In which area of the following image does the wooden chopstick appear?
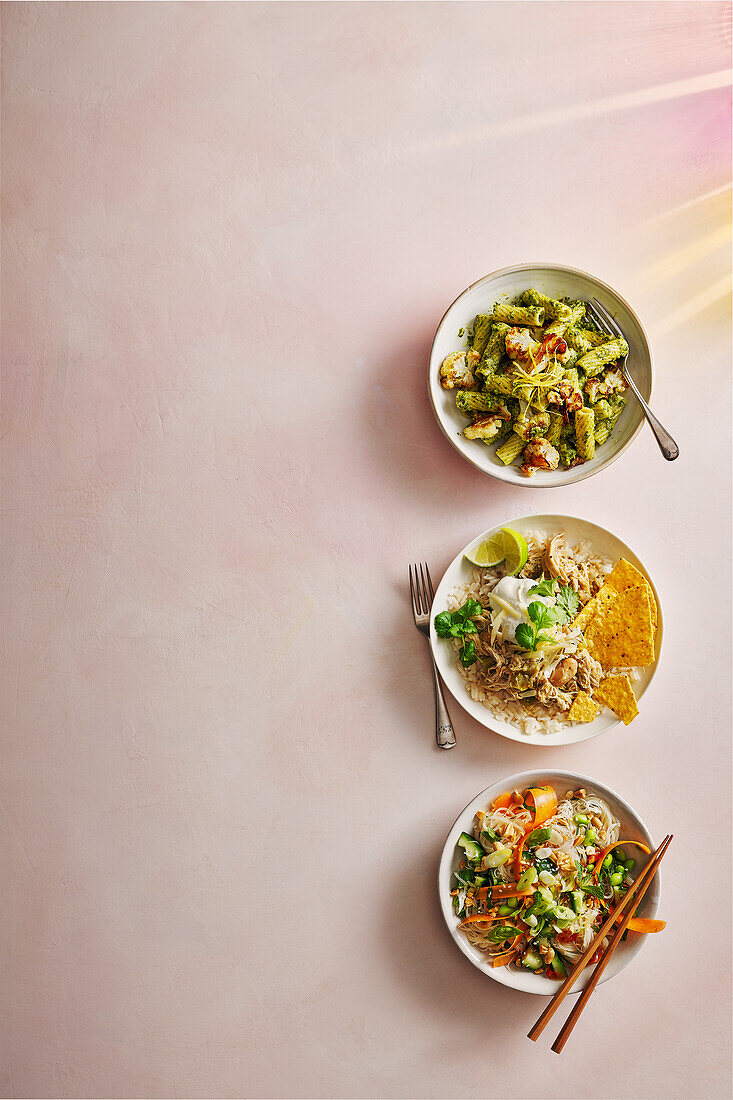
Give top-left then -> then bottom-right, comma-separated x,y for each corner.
551,834 -> 672,1052
528,833 -> 672,1045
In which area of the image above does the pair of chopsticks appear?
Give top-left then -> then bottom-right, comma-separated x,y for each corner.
528,834 -> 672,1054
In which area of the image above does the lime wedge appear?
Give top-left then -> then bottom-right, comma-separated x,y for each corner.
501,527 -> 529,576
464,533 -> 506,567
464,527 -> 528,575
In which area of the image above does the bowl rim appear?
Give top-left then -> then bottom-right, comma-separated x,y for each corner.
427,262 -> 655,487
437,769 -> 661,996
429,512 -> 664,746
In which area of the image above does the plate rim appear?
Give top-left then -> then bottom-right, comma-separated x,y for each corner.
429,513 -> 664,746
437,769 -> 661,996
427,262 -> 655,487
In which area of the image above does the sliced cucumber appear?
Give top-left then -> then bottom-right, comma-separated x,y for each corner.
522,948 -> 543,971
551,953 -> 567,977
457,832 -> 484,862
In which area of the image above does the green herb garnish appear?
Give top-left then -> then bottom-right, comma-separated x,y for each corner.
528,574 -> 557,599
434,598 -> 484,667
514,601 -> 556,651
525,826 -> 552,849
554,584 -> 580,624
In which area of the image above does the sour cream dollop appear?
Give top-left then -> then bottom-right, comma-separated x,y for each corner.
487,577 -> 554,644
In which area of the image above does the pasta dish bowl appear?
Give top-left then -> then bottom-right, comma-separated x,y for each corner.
428,264 -> 653,486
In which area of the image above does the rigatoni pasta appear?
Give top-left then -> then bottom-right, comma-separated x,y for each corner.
439,289 -> 630,475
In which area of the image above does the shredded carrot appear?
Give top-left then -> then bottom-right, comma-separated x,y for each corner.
491,792 -> 513,810
626,917 -> 666,934
489,935 -> 523,967
593,838 -> 652,877
512,785 -> 558,877
525,785 -> 557,827
513,831 -> 528,879
458,912 -> 504,928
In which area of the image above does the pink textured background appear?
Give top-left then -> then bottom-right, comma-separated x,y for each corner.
2,3 -> 731,1098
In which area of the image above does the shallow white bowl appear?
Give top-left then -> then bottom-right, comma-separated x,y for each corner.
430,514 -> 662,746
428,264 -> 653,487
438,770 -> 661,995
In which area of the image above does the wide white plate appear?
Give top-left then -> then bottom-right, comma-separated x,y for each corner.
428,263 -> 653,487
430,514 -> 662,746
438,770 -> 661,995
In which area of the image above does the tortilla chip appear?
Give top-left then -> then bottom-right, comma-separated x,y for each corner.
605,558 -> 658,632
574,585 -> 618,632
573,596 -> 598,632
595,675 -> 639,725
584,586 -> 655,669
568,691 -> 600,723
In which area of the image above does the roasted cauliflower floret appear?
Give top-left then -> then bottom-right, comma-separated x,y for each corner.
535,333 -> 568,366
463,415 -> 504,442
440,348 -> 480,390
505,328 -> 539,363
585,368 -> 628,403
521,438 -> 560,474
548,379 -> 583,413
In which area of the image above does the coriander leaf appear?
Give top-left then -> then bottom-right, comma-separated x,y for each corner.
434,612 -> 453,637
460,598 -> 482,619
460,620 -> 478,634
526,601 -> 544,624
529,575 -> 556,599
555,584 -> 580,623
459,640 -> 477,667
528,602 -> 554,631
515,622 -> 536,650
535,632 -> 553,647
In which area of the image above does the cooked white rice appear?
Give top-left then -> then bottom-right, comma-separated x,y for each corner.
447,529 -> 633,736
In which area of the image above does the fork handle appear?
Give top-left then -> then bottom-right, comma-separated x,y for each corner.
430,656 -> 456,749
623,368 -> 679,461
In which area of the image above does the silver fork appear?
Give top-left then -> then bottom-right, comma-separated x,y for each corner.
409,563 -> 456,750
585,297 -> 679,461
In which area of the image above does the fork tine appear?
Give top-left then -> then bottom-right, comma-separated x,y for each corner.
419,562 -> 432,615
583,298 -> 609,334
425,563 -> 435,602
590,297 -> 621,338
409,564 -> 419,617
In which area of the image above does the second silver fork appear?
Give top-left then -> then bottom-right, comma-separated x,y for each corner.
409,562 -> 456,749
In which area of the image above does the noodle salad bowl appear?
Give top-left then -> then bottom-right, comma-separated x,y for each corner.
427,263 -> 653,487
438,771 -> 661,995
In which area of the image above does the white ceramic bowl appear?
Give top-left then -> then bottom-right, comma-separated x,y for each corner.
438,770 -> 661,995
430,514 -> 662,746
428,264 -> 653,486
